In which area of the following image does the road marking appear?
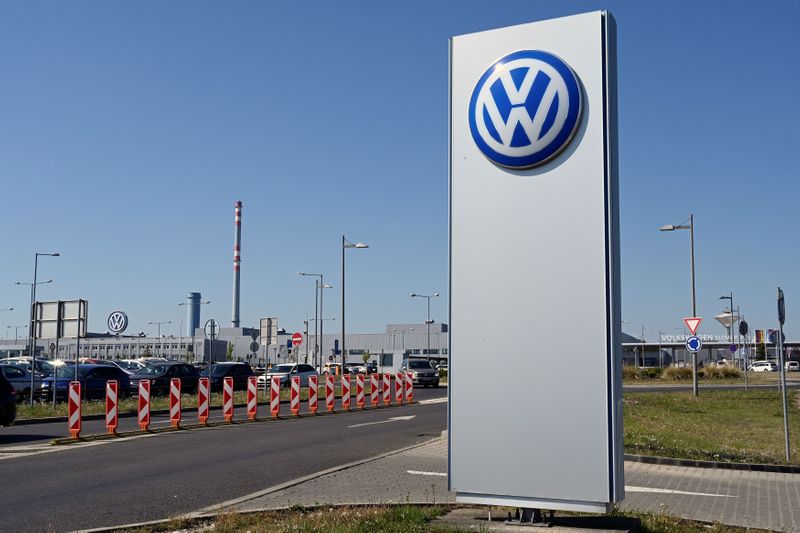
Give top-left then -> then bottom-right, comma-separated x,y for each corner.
347,415 -> 416,428
407,470 -> 447,477
418,397 -> 447,405
626,485 -> 736,498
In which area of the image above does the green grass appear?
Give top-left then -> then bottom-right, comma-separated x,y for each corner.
623,389 -> 800,464
122,505 -> 771,533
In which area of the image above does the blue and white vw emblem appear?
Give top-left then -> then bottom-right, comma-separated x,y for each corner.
469,50 -> 582,169
107,310 -> 128,334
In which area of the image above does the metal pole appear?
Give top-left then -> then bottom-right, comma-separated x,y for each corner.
319,275 -> 324,372
690,214 -> 698,397
27,255 -> 39,405
341,235 -> 346,372
314,282 -> 319,369
427,296 -> 431,362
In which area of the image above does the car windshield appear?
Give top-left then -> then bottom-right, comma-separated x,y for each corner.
138,364 -> 169,376
270,364 -> 295,373
54,366 -> 92,379
116,361 -> 145,371
408,361 -> 433,369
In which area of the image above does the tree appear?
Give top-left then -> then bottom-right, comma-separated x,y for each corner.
226,342 -> 234,362
362,350 -> 370,365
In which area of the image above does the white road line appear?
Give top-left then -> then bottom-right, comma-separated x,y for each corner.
417,397 -> 447,405
347,415 -> 416,429
626,485 -> 736,498
407,470 -> 447,477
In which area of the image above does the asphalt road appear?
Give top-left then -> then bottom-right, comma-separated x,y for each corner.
0,388 -> 447,532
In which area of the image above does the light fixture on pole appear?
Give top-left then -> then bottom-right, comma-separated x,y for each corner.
299,272 -> 332,372
17,251 -> 59,405
6,324 -> 27,343
147,321 -> 172,356
410,292 -> 440,361
341,236 -> 368,373
660,214 -> 698,396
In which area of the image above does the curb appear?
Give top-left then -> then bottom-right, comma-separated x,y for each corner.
624,454 -> 800,474
73,435 -> 444,533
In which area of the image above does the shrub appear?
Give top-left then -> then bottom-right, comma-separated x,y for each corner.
661,366 -> 693,380
639,367 -> 663,379
700,365 -> 742,379
622,366 -> 638,380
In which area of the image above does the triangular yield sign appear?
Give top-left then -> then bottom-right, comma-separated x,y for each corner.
683,317 -> 702,336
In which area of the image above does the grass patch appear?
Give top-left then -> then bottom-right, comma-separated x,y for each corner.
122,505 -> 771,533
623,389 -> 800,464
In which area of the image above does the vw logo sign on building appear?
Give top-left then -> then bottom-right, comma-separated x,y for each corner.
469,50 -> 582,169
107,311 -> 128,334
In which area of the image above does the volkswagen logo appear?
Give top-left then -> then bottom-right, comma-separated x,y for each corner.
107,311 -> 128,334
469,50 -> 582,169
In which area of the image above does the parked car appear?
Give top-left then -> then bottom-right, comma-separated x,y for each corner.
259,363 -> 318,388
321,362 -> 359,375
748,361 -> 778,372
0,364 -> 42,401
39,364 -> 132,402
399,359 -> 440,387
785,361 -> 800,372
201,362 -> 255,392
130,362 -> 201,396
0,357 -> 60,376
0,374 -> 17,426
111,359 -> 147,374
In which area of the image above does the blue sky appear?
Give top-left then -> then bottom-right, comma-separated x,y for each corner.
1,0 -> 798,342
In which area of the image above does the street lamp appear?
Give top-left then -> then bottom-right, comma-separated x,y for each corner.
660,214 -> 698,396
147,321 -> 172,356
17,251 -> 59,405
178,299 -> 210,362
341,236 -> 368,373
300,272 -> 333,372
6,325 -> 27,343
410,292 -> 440,362
719,293 -> 735,363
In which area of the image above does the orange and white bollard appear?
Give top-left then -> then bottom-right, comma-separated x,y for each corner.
138,379 -> 151,431
169,378 -> 181,428
341,374 -> 351,411
223,376 -> 234,423
383,373 -> 392,406
198,377 -> 210,425
356,373 -> 365,409
308,375 -> 318,415
395,372 -> 404,405
325,374 -> 335,412
247,376 -> 258,420
68,381 -> 81,439
405,372 -> 414,403
105,380 -> 118,434
370,373 -> 379,408
270,376 -> 281,417
290,376 -> 301,416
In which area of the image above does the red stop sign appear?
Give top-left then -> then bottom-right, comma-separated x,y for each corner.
291,332 -> 303,346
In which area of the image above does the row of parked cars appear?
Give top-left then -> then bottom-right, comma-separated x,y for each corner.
747,360 -> 800,372
0,357 -> 443,408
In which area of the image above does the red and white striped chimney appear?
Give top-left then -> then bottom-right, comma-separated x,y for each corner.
231,201 -> 242,328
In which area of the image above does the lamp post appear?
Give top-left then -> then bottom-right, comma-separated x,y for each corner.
299,272 -> 334,372
309,317 -> 335,367
719,294 -> 734,363
660,214 -> 698,396
639,324 -> 649,368
7,325 -> 27,343
341,236 -> 368,374
147,321 -> 172,357
178,299 -> 210,363
18,251 -> 59,405
410,292 -> 440,361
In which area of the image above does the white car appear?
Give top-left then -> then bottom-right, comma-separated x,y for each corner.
785,361 -> 800,372
257,363 -> 318,388
748,361 -> 778,372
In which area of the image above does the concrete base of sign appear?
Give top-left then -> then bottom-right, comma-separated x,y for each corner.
456,493 -> 611,514
434,508 -> 636,532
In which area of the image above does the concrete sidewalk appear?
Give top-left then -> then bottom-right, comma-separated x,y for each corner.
225,435 -> 800,532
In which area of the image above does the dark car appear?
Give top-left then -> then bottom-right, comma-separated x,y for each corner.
0,364 -> 42,402
201,362 -> 255,392
39,364 -> 132,402
0,374 -> 17,426
129,362 -> 201,396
